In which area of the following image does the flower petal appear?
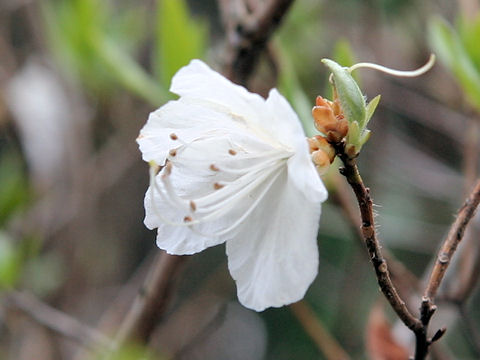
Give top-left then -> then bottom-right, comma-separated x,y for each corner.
170,60 -> 269,127
226,169 -> 321,311
265,89 -> 328,203
144,137 -> 289,255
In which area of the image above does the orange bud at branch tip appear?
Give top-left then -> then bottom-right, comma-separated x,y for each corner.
312,94 -> 348,142
311,149 -> 331,175
308,136 -> 335,163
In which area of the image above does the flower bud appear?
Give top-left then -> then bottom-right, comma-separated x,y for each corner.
312,96 -> 349,143
308,135 -> 335,163
311,150 -> 331,175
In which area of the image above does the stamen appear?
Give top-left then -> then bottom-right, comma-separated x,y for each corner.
169,149 -> 177,157
184,216 -> 192,222
190,200 -> 197,212
214,182 -> 224,190
149,161 -> 284,231
348,54 -> 435,78
210,164 -> 220,171
170,133 -> 178,140
228,149 -> 237,156
187,165 -> 284,238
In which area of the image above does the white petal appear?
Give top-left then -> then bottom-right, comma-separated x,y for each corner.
144,140 -> 288,255
226,169 -> 321,311
265,89 -> 328,203
170,60 -> 268,125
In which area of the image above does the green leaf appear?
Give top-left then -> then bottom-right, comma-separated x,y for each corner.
332,39 -> 360,82
90,35 -> 168,105
155,0 -> 207,88
429,17 -> 480,111
321,59 -> 366,127
0,233 -> 22,289
364,95 -> 381,126
458,14 -> 480,71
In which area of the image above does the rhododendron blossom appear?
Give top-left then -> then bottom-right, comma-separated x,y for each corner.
137,60 -> 327,311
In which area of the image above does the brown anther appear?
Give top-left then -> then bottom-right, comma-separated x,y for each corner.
183,216 -> 193,222
170,133 -> 178,140
228,149 -> 237,156
213,182 -> 224,190
210,164 -> 220,171
169,149 -> 177,157
190,200 -> 197,212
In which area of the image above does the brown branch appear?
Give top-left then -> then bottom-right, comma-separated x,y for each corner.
219,0 -> 295,86
290,300 -> 351,360
412,178 -> 480,359
331,173 -> 421,299
111,251 -> 186,349
334,142 -> 422,336
4,291 -> 111,351
423,178 -> 480,303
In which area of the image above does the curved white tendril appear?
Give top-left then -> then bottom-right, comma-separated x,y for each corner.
348,54 -> 435,77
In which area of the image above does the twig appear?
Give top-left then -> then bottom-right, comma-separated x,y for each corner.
111,251 -> 186,349
290,300 -> 351,360
423,178 -> 480,301
334,142 -> 422,334
219,0 -> 295,86
4,291 -> 111,351
416,178 -> 480,359
331,174 -> 421,298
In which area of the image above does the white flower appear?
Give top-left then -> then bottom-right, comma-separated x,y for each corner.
137,60 -> 327,311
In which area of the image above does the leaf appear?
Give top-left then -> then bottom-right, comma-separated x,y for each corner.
321,59 -> 366,127
365,95 -> 381,127
155,0 -> 207,88
332,39 -> 359,83
458,13 -> 480,71
429,17 -> 480,111
0,233 -> 22,289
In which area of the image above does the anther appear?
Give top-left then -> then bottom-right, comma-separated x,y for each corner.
210,164 -> 220,171
190,200 -> 197,212
170,133 -> 178,140
169,149 -> 177,157
214,182 -> 224,190
228,149 -> 237,156
184,216 -> 192,222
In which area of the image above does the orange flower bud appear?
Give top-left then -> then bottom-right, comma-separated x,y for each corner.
311,149 -> 331,175
312,106 -> 337,134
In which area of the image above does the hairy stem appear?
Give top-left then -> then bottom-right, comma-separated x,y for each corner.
334,143 -> 422,336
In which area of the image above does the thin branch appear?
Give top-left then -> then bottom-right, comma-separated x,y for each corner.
111,251 -> 186,349
331,174 -> 421,298
290,300 -> 351,360
423,178 -> 480,302
4,291 -> 111,351
414,178 -> 480,359
219,0 -> 295,86
334,142 -> 422,335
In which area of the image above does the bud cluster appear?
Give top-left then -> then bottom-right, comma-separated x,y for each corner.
312,95 -> 349,143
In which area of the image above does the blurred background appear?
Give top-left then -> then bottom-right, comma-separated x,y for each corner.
1,0 -> 480,359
